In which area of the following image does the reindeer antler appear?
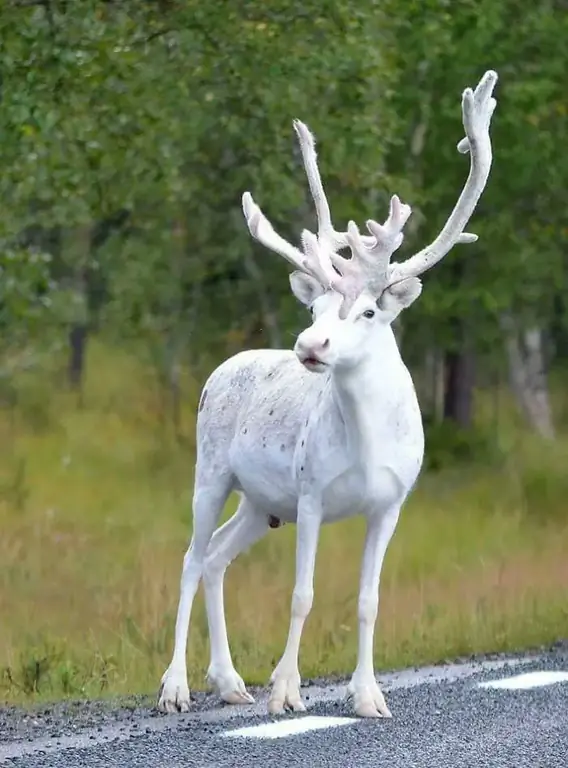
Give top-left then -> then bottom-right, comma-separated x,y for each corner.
242,123 -> 348,297
292,120 -> 348,255
241,70 -> 498,310
293,121 -> 414,308
388,70 -> 498,286
241,191 -> 339,290
333,195 -> 413,296
242,121 -> 412,312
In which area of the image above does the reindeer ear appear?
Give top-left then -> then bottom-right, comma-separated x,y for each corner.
289,271 -> 325,307
378,277 -> 423,314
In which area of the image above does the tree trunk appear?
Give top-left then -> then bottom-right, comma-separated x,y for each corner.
242,247 -> 283,348
61,225 -> 92,394
501,314 -> 554,439
68,324 -> 88,389
424,347 -> 445,422
443,346 -> 475,427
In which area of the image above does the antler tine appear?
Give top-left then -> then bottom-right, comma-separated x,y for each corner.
300,229 -> 339,288
241,192 -> 338,289
242,120 -> 416,305
337,194 -> 413,295
241,121 -> 347,296
389,70 -> 498,286
242,192 -> 307,271
293,120 -> 348,253
293,121 -> 413,299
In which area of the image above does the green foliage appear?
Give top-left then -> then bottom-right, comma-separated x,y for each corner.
387,0 -> 568,358
1,0 -> 566,380
0,0 -> 405,377
0,248 -> 53,334
423,417 -> 504,472
0,246 -> 68,377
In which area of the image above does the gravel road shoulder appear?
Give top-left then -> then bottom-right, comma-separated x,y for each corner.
1,641 -> 566,746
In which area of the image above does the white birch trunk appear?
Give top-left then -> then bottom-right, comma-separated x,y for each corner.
501,313 -> 554,439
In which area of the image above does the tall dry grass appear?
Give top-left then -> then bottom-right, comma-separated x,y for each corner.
0,340 -> 566,703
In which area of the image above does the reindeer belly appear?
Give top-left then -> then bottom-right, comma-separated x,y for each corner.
321,470 -> 368,522
229,433 -> 299,519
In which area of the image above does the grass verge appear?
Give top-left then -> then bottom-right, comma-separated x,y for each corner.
1,340 -> 567,704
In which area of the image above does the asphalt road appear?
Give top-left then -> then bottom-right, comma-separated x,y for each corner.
1,646 -> 567,767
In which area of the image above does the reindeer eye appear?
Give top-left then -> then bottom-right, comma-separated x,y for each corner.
309,305 -> 315,315
362,309 -> 375,319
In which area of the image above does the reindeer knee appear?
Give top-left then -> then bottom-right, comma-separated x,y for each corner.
180,549 -> 202,586
358,592 -> 378,626
291,588 -> 313,619
202,557 -> 225,588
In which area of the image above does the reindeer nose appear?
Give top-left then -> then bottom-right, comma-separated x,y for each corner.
296,336 -> 330,362
297,338 -> 329,355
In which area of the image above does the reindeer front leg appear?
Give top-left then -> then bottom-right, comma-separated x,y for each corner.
268,496 -> 322,714
347,505 -> 400,718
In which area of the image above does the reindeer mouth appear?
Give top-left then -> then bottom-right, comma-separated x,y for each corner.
300,355 -> 327,371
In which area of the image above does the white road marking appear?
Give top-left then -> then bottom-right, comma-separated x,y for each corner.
479,670 -> 568,690
222,715 -> 358,740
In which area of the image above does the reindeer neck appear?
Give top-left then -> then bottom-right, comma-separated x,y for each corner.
329,327 -> 414,461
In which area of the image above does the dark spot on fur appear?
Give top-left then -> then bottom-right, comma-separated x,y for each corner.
301,440 -> 304,446
269,409 -> 274,416
300,465 -> 304,472
305,419 -> 309,426
280,443 -> 285,452
198,388 -> 208,412
243,428 -> 247,434
268,515 -> 283,529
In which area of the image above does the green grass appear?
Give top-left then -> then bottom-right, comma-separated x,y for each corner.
0,340 -> 567,704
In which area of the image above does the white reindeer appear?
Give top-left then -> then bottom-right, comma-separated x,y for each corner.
158,70 -> 498,719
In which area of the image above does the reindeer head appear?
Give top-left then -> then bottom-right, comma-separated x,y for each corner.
242,71 -> 498,373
